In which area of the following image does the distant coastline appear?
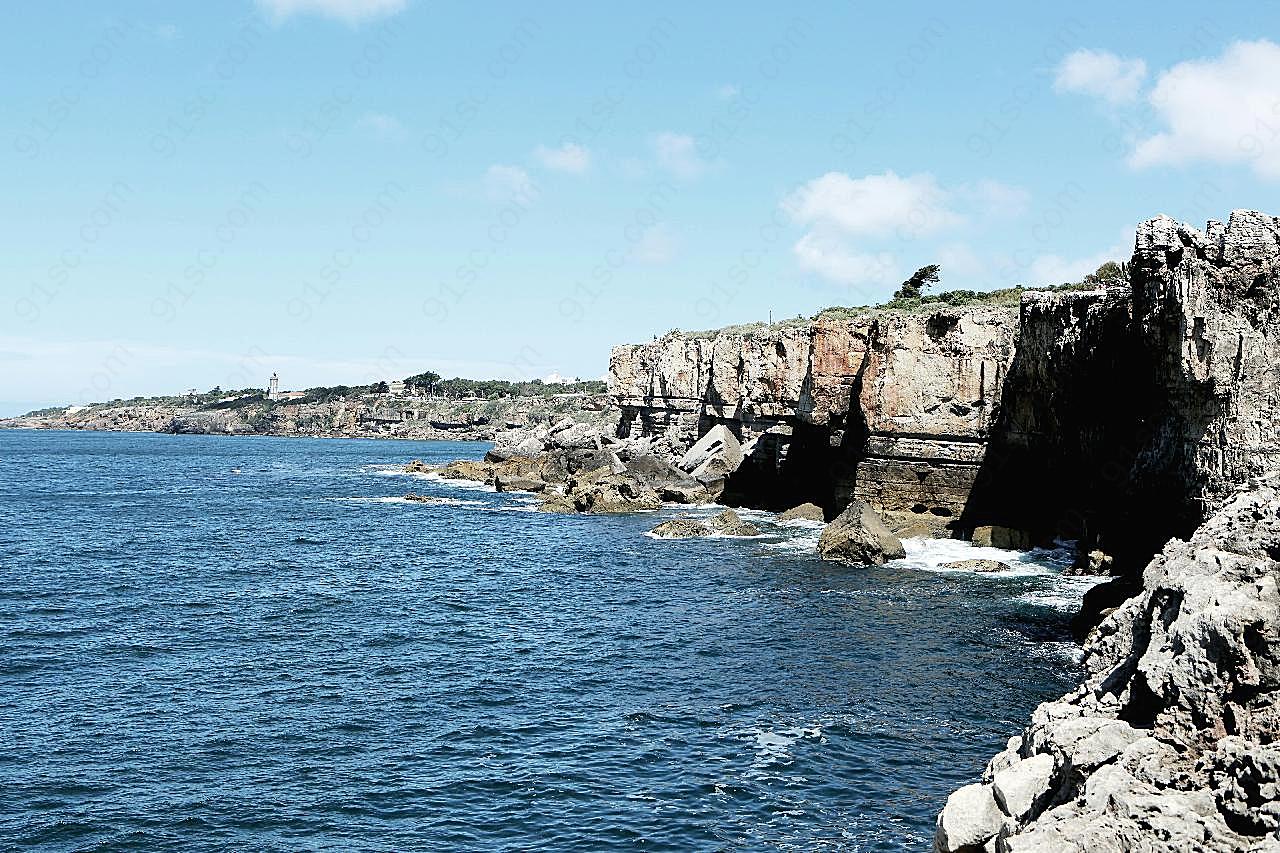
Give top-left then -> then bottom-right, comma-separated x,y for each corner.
2,383 -> 613,443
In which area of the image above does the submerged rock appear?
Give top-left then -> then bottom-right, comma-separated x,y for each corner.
404,459 -> 432,474
777,502 -> 825,523
436,459 -> 492,482
941,559 -> 1013,573
707,509 -> 761,537
817,501 -> 905,565
648,518 -> 712,538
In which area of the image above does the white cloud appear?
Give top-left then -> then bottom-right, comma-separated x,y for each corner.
155,23 -> 180,40
1022,231 -> 1133,287
356,112 -> 404,139
792,232 -> 898,286
483,165 -> 537,203
1130,39 -> 1280,180
653,132 -> 710,179
715,84 -> 739,100
966,180 -> 1031,218
533,142 -> 591,174
782,171 -> 961,238
629,224 -> 678,265
936,243 -> 988,278
1053,49 -> 1147,105
257,0 -> 407,24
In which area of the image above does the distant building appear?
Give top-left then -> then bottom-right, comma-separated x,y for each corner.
276,390 -> 306,401
267,373 -> 280,401
387,380 -> 405,396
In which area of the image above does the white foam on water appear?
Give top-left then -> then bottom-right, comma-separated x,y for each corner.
330,496 -> 485,507
748,723 -> 825,768
891,537 -> 1069,577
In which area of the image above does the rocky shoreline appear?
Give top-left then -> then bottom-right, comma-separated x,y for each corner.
413,209 -> 1280,847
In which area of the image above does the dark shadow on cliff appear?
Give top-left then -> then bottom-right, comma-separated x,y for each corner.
959,291 -> 1219,636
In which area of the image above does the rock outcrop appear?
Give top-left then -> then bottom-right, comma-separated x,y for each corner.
648,509 -> 761,539
934,475 -> 1280,851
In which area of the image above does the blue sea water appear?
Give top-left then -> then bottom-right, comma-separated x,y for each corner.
0,430 -> 1093,852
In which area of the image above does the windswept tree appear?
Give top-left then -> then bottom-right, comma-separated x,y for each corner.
894,264 -> 941,300
1083,261 -> 1128,288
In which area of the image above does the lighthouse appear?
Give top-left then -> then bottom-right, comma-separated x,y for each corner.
268,372 -> 279,401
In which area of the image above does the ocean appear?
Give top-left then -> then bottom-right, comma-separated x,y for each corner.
0,430 -> 1096,851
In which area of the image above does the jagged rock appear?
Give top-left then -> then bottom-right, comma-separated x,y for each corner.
403,493 -> 433,503
679,425 -> 744,475
941,559 -> 1013,573
648,518 -> 712,538
404,459 -> 431,474
707,509 -> 761,537
817,500 -> 905,565
1066,548 -> 1114,576
934,475 -> 1280,851
777,502 -> 825,523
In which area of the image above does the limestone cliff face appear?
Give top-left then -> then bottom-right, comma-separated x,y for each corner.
610,210 -> 1280,553
610,306 -> 1019,516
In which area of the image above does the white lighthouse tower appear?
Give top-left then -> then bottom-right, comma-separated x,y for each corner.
268,372 -> 280,401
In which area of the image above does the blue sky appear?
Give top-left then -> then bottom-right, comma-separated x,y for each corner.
2,0 -> 1278,415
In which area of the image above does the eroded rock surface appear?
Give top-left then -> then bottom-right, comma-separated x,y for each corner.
934,476 -> 1280,851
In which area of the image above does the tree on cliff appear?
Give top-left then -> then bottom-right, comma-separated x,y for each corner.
894,265 -> 940,300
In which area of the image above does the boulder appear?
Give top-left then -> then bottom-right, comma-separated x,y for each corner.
707,509 -> 761,537
563,447 -> 626,475
404,459 -> 431,474
970,525 -> 1036,550
991,754 -> 1056,823
941,559 -> 1013,573
679,425 -> 744,476
566,468 -> 662,514
935,783 -> 1006,853
648,518 -> 712,538
817,500 -> 906,565
494,474 -> 546,493
536,494 -> 577,514
626,453 -> 709,504
1066,548 -> 1114,576
547,421 -> 602,452
436,459 -> 493,482
777,502 -> 825,523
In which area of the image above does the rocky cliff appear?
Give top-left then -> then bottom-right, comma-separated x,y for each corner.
610,305 -> 1020,521
610,211 -> 1280,560
934,474 -> 1280,852
610,209 -> 1280,849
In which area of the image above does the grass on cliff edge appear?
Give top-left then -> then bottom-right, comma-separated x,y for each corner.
673,281 -> 1103,338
